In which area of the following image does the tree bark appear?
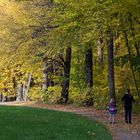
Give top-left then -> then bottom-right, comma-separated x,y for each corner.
16,83 -> 23,101
0,93 -> 3,102
60,47 -> 71,104
86,48 -> 93,87
106,30 -> 116,100
85,47 -> 93,106
130,24 -> 140,80
42,57 -> 49,89
97,39 -> 104,64
24,73 -> 32,101
48,62 -> 55,87
124,31 -> 140,98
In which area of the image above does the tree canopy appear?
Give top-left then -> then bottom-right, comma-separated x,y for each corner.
0,0 -> 140,110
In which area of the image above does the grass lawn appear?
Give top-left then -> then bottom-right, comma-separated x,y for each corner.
0,106 -> 112,140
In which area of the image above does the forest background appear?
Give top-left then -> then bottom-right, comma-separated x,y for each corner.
0,0 -> 140,113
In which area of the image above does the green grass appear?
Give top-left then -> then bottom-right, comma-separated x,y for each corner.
0,106 -> 112,140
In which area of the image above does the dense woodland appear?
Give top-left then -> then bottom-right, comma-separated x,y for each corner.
0,0 -> 140,112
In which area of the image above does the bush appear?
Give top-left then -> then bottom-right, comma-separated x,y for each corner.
28,86 -> 61,104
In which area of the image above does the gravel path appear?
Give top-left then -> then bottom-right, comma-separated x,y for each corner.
0,101 -> 140,140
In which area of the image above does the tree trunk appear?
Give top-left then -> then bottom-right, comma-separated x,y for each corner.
85,48 -> 93,106
0,93 -> 3,102
60,47 -> 71,104
97,39 -> 104,64
86,48 -> 93,87
12,77 -> 17,88
106,30 -> 116,100
48,62 -> 55,87
24,73 -> 32,101
130,25 -> 140,80
124,31 -> 140,98
42,57 -> 49,89
16,83 -> 23,101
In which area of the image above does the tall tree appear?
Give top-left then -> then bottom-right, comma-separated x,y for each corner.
42,57 -> 49,89
86,48 -> 93,87
107,29 -> 116,100
123,31 -> 140,98
85,47 -> 93,106
97,39 -> 104,65
60,47 -> 71,104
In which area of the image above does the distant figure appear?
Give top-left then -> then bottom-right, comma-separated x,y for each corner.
106,98 -> 117,124
121,88 -> 134,124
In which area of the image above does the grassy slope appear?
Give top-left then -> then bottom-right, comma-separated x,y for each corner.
0,106 -> 112,140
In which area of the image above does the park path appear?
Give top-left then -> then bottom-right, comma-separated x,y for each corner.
0,101 -> 140,140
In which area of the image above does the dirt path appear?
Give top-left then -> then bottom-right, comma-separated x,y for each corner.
0,101 -> 140,140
